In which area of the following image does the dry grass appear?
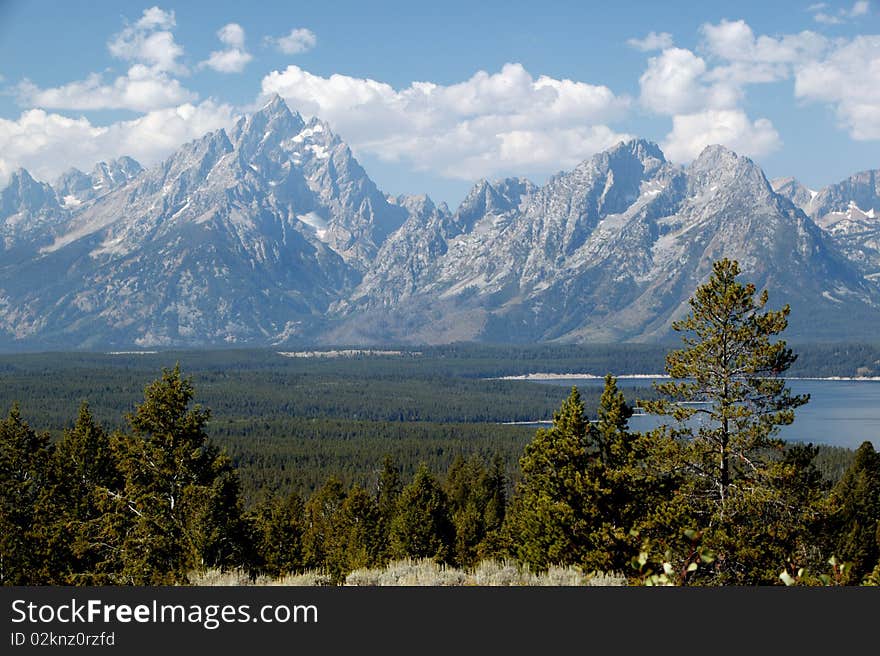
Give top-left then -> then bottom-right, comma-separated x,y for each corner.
188,559 -> 628,587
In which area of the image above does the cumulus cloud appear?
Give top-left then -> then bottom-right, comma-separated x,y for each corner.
266,28 -> 317,55
691,18 -> 880,144
698,20 -> 829,92
17,66 -> 197,112
626,32 -> 674,52
107,6 -> 187,75
795,35 -> 880,139
849,1 -> 870,16
200,23 -> 253,73
814,11 -> 846,23
810,1 -> 871,24
700,20 -> 827,66
662,109 -> 781,161
261,63 -> 631,180
18,6 -> 198,112
637,23 -> 799,162
0,101 -> 237,186
639,48 -> 714,114
218,23 -> 245,49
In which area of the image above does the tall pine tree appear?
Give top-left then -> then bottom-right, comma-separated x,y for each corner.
504,387 -> 594,570
112,365 -> 247,583
826,441 -> 880,583
390,463 -> 454,563
37,402 -> 123,584
641,259 -> 813,584
0,405 -> 51,585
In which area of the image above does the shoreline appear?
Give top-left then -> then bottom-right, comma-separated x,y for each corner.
492,373 -> 880,382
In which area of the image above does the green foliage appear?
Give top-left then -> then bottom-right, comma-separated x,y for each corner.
629,528 -> 716,586
825,441 -> 880,583
36,403 -> 123,584
111,364 -> 247,583
376,454 -> 402,563
328,485 -> 382,580
640,259 -> 818,584
504,387 -> 594,570
302,476 -> 346,574
390,463 -> 454,563
247,491 -> 305,578
779,555 -> 856,586
0,404 -> 51,585
643,259 -> 809,508
444,454 -> 508,567
0,316 -> 877,586
580,375 -> 666,573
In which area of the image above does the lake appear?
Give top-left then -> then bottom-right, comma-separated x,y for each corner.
528,377 -> 880,450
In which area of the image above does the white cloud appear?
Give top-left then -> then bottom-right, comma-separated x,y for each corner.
136,6 -> 175,30
201,50 -> 253,73
17,66 -> 197,112
795,35 -> 880,139
200,23 -> 253,73
267,28 -> 317,55
814,11 -> 845,24
661,109 -> 781,162
638,48 -> 717,114
16,6 -> 198,113
849,1 -> 870,17
687,19 -> 880,145
700,20 -> 827,66
0,101 -> 236,186
108,6 -> 187,75
698,21 -> 828,90
218,23 -> 245,49
810,0 -> 871,23
637,25 -> 789,162
626,32 -> 674,52
261,63 -> 631,180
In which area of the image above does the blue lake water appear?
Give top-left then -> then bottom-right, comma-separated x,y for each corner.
529,377 -> 880,451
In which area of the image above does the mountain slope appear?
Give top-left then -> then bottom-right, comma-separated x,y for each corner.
328,142 -> 878,344
0,97 -> 407,347
774,170 -> 880,280
0,98 -> 877,349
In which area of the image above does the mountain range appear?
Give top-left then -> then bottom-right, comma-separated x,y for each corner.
1,95 -> 878,350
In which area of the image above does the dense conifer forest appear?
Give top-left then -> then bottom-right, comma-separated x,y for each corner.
1,261 -> 879,585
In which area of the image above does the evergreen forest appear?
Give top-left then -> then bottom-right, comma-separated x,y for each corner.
1,260 -> 879,586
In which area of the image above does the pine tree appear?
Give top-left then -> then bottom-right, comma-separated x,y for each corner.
445,455 -> 486,567
581,375 -> 655,573
642,259 -> 809,514
504,387 -> 594,570
375,454 -> 402,563
389,463 -> 454,563
444,454 -> 509,567
327,484 -> 381,582
640,259 -> 812,583
594,374 -> 635,469
0,405 -> 52,585
113,364 -> 247,583
302,476 -> 346,572
476,454 -> 508,561
827,441 -> 880,583
37,402 -> 123,584
249,491 -> 306,578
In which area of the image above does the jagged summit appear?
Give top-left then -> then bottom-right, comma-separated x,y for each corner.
604,138 -> 666,165
0,103 -> 878,348
1,168 -> 58,213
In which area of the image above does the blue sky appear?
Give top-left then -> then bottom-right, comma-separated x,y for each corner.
1,0 -> 878,206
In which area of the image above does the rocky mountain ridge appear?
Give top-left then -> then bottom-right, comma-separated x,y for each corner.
1,96 -> 878,349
